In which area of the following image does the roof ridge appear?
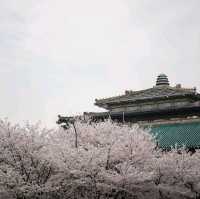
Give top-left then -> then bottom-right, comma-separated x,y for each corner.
95,86 -> 198,104
95,87 -> 155,102
95,93 -> 126,102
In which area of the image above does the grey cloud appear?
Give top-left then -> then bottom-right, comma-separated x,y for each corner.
0,0 -> 200,127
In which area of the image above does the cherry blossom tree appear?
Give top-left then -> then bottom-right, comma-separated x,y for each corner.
0,119 -> 54,198
0,118 -> 200,198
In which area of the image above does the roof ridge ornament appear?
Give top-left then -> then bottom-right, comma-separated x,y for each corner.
156,73 -> 170,86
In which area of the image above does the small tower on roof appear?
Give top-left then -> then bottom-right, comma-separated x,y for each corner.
156,73 -> 170,86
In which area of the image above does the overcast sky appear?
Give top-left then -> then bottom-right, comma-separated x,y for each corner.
0,0 -> 200,127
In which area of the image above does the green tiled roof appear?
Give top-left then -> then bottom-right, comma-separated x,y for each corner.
149,122 -> 200,149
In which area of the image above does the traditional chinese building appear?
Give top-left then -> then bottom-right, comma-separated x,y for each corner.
58,74 -> 200,149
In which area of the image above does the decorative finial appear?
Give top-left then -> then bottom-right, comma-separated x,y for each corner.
156,74 -> 170,86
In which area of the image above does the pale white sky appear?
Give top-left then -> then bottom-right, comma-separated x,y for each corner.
0,0 -> 200,127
